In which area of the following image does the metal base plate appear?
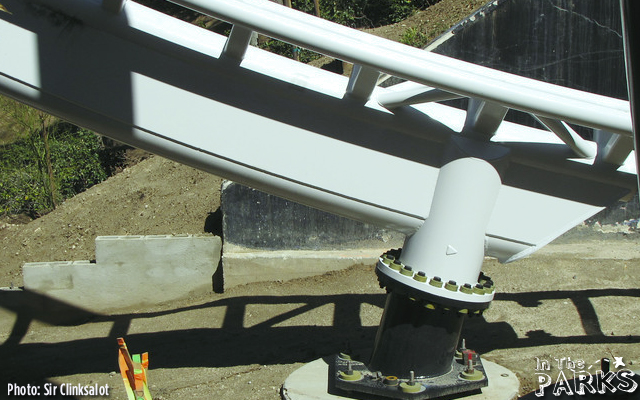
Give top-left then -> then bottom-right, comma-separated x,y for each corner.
282,357 -> 519,400
334,354 -> 487,400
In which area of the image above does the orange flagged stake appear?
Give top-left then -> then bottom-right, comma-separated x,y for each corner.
117,338 -> 152,400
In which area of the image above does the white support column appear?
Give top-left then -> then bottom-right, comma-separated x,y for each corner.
222,25 -> 254,63
462,98 -> 509,139
344,64 -> 380,102
535,115 -> 596,159
595,129 -> 635,166
399,157 -> 501,287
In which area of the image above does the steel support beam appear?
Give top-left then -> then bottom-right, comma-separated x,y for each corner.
377,83 -> 462,109
336,156 -> 502,399
345,64 -> 380,103
595,129 -> 634,167
222,25 -> 254,63
399,157 -> 501,286
461,98 -> 508,140
535,116 -> 596,159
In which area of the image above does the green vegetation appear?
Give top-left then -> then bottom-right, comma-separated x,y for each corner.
292,0 -> 438,28
0,97 -> 121,218
258,0 -> 440,61
400,26 -> 430,48
259,39 -> 322,64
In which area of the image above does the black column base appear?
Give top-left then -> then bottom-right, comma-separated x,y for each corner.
368,292 -> 466,379
334,352 -> 488,400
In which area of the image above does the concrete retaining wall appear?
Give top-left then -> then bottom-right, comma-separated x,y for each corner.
221,182 -> 405,289
222,247 -> 389,288
23,234 -> 221,313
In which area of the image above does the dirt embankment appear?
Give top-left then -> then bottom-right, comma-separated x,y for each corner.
0,156 -> 223,287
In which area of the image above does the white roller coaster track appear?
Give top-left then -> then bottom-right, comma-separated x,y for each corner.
0,0 -> 636,263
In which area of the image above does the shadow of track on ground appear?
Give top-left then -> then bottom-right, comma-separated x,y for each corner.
1,288 -> 639,382
463,288 -> 640,355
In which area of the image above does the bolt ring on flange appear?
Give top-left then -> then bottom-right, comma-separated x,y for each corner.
376,249 -> 495,313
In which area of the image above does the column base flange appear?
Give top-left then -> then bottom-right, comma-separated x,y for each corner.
282,357 -> 519,400
334,353 -> 487,400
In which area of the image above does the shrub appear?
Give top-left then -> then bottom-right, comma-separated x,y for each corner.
401,26 -> 429,48
0,122 -> 112,218
49,124 -> 108,199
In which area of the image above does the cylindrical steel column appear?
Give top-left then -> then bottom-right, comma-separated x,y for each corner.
369,157 -> 501,380
368,292 -> 465,379
399,157 -> 502,286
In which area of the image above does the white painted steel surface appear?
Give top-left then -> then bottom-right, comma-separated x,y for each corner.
171,0 -> 632,136
0,0 -> 636,264
400,158 -> 502,285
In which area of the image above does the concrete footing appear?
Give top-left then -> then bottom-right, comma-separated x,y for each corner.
22,234 -> 221,313
281,358 -> 519,400
222,247 -> 391,288
221,182 -> 405,289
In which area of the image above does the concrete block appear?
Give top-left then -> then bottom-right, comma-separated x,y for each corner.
23,261 -> 76,291
95,234 -> 212,265
222,182 -> 404,250
221,182 -> 404,289
23,234 -> 221,313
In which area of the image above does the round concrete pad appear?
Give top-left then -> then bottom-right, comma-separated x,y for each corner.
282,358 -> 519,400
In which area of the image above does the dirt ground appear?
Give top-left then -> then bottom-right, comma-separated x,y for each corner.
1,156 -> 640,400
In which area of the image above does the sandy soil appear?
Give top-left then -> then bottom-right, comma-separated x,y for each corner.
1,236 -> 640,400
